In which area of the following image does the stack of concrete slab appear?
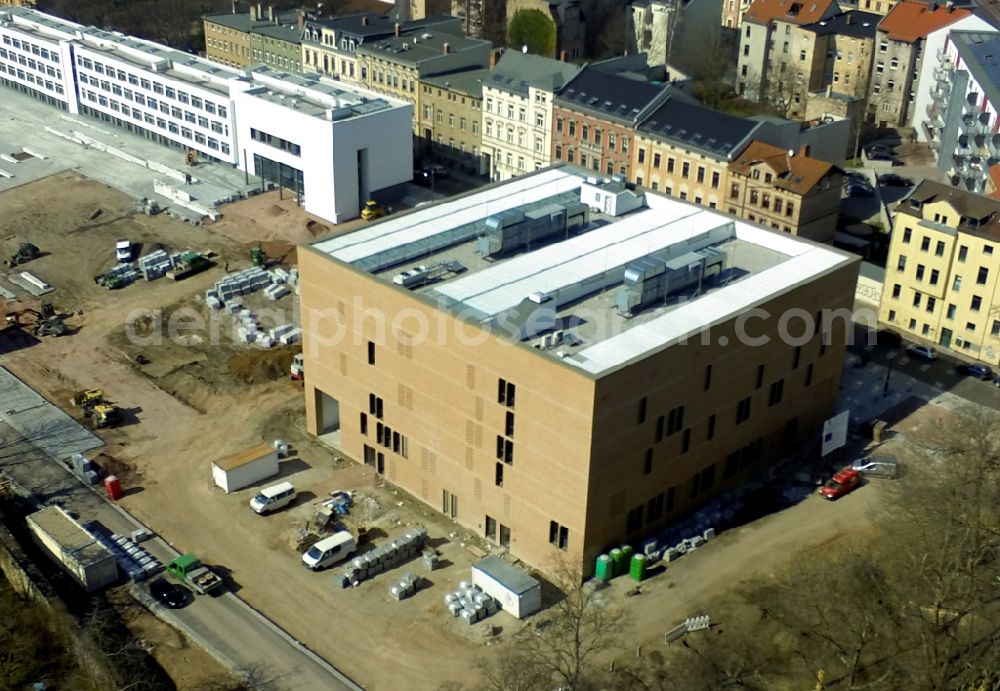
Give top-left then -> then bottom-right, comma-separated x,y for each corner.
139,250 -> 172,281
336,526 -> 427,588
264,283 -> 290,301
269,267 -> 290,284
422,547 -> 441,571
444,582 -> 499,624
214,267 -> 272,303
388,572 -> 421,601
69,453 -> 100,485
269,324 -> 301,345
85,521 -> 162,582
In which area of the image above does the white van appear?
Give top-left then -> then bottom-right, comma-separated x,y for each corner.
302,532 -> 357,570
250,482 -> 297,515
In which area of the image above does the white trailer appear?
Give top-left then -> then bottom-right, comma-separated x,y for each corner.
471,555 -> 541,619
212,443 -> 279,493
26,506 -> 117,592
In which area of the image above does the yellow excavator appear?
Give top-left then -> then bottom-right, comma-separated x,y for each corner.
69,389 -> 120,429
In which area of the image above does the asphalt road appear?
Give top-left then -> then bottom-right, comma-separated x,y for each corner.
0,410 -> 358,691
850,324 -> 1000,410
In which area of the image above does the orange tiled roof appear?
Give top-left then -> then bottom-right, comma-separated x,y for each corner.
878,1 -> 971,43
743,0 -> 836,25
728,140 -> 837,195
988,163 -> 1000,200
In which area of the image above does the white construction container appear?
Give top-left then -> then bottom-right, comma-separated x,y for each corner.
212,443 -> 280,493
471,556 -> 541,619
26,506 -> 117,592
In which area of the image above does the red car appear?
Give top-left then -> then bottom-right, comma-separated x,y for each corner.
820,468 -> 862,500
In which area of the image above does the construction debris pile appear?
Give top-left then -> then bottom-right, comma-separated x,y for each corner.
444,581 -> 499,624
85,521 -> 163,583
335,526 -> 428,588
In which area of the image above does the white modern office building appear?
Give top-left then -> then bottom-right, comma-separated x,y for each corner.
0,6 -> 413,223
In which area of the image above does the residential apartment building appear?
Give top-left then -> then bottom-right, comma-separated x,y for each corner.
737,0 -> 840,101
505,0 -> 586,60
879,180 -> 1000,362
910,12 -> 994,140
550,66 -> 672,178
410,0 -> 453,20
203,5 -> 304,73
419,67 -> 489,174
722,0 -> 755,29
726,141 -> 843,241
922,30 -> 1000,194
631,98 -> 760,207
299,165 -> 859,578
0,6 -> 414,224
300,13 -> 462,82
481,51 -> 580,180
356,28 -> 491,133
867,1 -> 971,128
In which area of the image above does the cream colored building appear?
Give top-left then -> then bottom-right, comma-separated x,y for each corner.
481,50 -> 579,180
880,180 -> 1000,363
299,165 -> 859,578
419,67 -> 488,174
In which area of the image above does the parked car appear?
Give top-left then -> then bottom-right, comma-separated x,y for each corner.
957,363 -> 993,380
866,144 -> 894,156
867,150 -> 901,165
851,455 -> 899,479
429,164 -> 449,178
412,169 -> 432,186
905,343 -> 937,361
820,468 -> 863,500
847,184 -> 874,197
149,577 -> 188,608
879,173 -> 912,187
845,172 -> 872,187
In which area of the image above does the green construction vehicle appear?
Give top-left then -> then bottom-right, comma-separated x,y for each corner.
250,244 -> 266,267
167,252 -> 213,281
166,554 -> 223,595
6,242 -> 40,267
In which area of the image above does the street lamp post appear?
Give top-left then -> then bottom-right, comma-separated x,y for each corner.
883,352 -> 896,398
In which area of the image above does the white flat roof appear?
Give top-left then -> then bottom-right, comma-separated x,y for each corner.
309,166 -> 854,377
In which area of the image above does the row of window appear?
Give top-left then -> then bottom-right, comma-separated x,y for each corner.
78,90 -> 230,153
76,57 -> 228,117
0,34 -> 61,64
79,74 -> 227,134
250,128 -> 301,156
0,48 -> 63,79
555,119 -> 627,152
0,63 -> 65,95
423,106 -> 480,134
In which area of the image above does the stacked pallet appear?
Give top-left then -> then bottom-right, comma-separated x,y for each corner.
269,324 -> 301,345
388,572 -> 421,601
139,249 -> 172,281
213,267 -> 272,303
444,582 -> 499,624
85,521 -> 163,583
335,526 -> 428,588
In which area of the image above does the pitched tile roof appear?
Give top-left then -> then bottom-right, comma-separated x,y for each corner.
900,179 -> 1000,238
637,98 -> 760,158
877,1 -> 971,43
728,140 -> 837,195
743,0 -> 836,25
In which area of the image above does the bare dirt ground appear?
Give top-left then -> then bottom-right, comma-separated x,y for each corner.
1,172 -> 949,690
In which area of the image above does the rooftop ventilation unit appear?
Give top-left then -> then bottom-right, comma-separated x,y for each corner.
615,247 -> 726,319
476,202 -> 589,259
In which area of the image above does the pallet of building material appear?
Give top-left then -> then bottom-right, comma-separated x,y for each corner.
389,572 -> 420,600
265,284 -> 290,301
278,327 -> 302,345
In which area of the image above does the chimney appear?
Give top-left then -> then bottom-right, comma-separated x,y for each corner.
489,47 -> 502,68
250,4 -> 258,20
846,12 -> 852,24
826,83 -> 832,97
798,144 -> 810,157
946,0 -> 954,10
560,50 -> 567,61
231,0 -> 237,14
362,15 -> 368,26
267,5 -> 274,21
395,22 -> 400,37
443,42 -> 451,54
298,10 -> 305,31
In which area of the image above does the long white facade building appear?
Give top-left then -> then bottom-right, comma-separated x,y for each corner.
0,6 -> 412,223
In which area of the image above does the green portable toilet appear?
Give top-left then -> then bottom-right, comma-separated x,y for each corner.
620,544 -> 633,574
595,554 -> 613,581
629,553 -> 647,582
609,548 -> 624,576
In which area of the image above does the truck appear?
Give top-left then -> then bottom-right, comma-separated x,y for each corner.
166,553 -> 223,595
290,353 -> 304,380
166,252 -> 212,281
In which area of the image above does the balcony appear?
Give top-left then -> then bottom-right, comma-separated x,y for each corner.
956,134 -> 972,156
962,113 -> 977,133
933,81 -> 951,100
935,64 -> 954,81
991,133 -> 1000,155
936,48 -> 954,66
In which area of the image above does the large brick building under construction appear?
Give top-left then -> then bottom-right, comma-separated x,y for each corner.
298,166 -> 859,576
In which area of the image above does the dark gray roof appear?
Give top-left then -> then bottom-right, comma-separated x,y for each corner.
473,556 -> 539,595
637,98 -> 760,158
422,67 -> 489,97
555,66 -> 667,123
951,30 -> 1000,110
204,9 -> 301,43
800,10 -> 881,38
486,51 -> 581,96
